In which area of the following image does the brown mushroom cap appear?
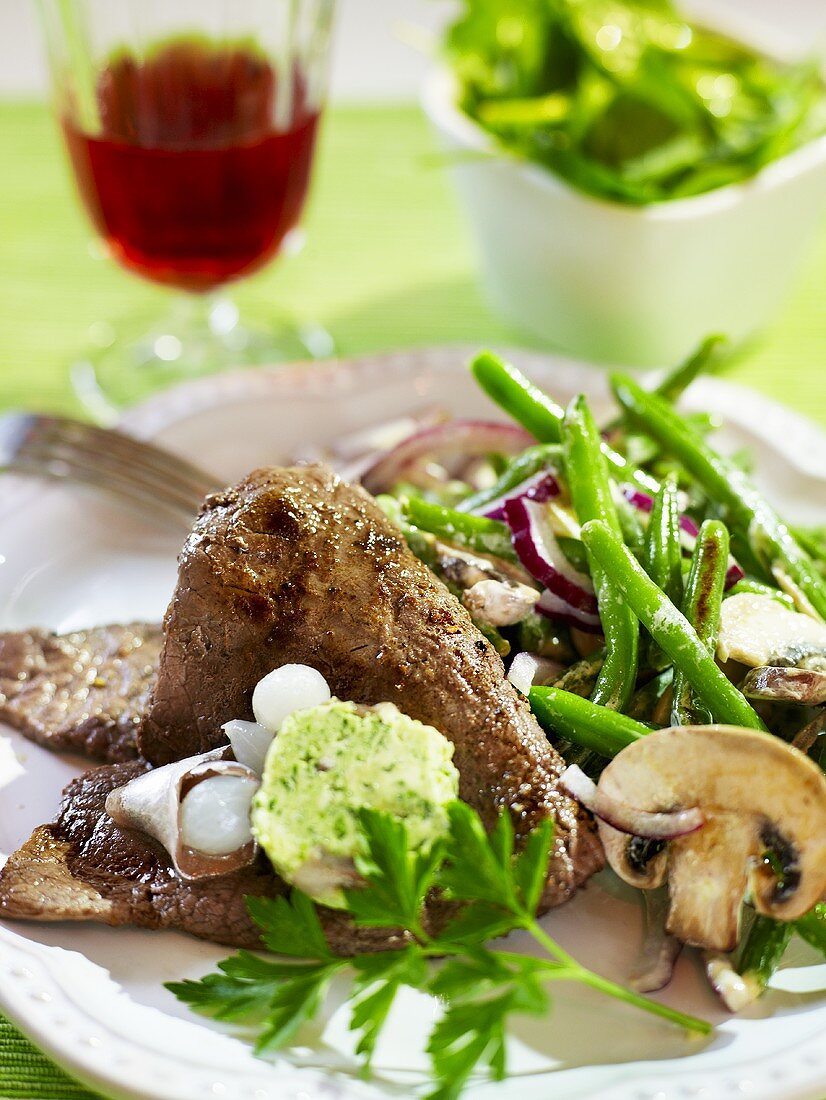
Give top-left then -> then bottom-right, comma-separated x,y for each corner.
597,726 -> 826,952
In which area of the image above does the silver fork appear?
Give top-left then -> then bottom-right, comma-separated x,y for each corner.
0,412 -> 221,528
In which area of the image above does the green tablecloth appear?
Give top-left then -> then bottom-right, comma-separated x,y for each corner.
0,99 -> 825,1099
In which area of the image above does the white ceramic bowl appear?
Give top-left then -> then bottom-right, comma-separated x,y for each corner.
421,20 -> 826,368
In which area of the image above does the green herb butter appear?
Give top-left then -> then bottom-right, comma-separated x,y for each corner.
251,700 -> 460,907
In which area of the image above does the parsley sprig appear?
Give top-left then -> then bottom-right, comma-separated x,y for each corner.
167,802 -> 710,1098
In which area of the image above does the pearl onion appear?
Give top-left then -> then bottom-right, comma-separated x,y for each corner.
251,664 -> 331,734
180,775 -> 258,856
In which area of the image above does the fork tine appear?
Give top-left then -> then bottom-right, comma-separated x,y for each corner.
30,417 -> 219,500
27,425 -> 215,513
6,455 -> 200,529
0,412 -> 222,529
17,441 -> 206,520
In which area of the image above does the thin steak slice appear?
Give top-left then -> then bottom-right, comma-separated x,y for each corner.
0,624 -> 160,762
0,762 -> 407,953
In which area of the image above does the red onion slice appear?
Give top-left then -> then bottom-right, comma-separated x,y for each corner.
619,484 -> 744,589
313,408 -> 450,483
478,469 -> 562,521
560,764 -> 705,839
505,497 -> 597,612
361,420 -> 532,494
536,588 -> 603,633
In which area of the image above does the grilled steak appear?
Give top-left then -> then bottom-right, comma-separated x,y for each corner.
0,762 -> 406,953
141,465 -> 600,900
0,624 -> 160,762
0,465 -> 603,945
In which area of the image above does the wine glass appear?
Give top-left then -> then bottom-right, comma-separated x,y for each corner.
38,0 -> 335,420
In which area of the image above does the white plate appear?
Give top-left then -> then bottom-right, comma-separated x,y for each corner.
1,346 -> 825,1100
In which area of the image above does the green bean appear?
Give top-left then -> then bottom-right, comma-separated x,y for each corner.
556,536 -> 590,574
641,476 -> 683,673
471,351 -> 659,492
792,525 -> 826,563
477,622 -> 511,657
471,351 -> 565,443
653,335 -> 729,404
724,529 -> 771,584
529,686 -> 651,757
735,913 -> 793,995
563,395 -> 639,712
458,443 -> 561,514
643,474 -> 684,608
581,520 -> 766,730
404,497 -> 516,561
613,490 -> 647,556
611,373 -> 826,621
672,520 -> 729,726
796,903 -> 826,957
603,337 -> 727,439
726,579 -> 795,610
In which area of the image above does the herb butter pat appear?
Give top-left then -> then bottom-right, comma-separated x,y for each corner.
251,700 -> 460,907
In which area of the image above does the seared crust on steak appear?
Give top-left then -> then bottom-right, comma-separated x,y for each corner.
0,624 -> 160,762
140,465 -> 601,905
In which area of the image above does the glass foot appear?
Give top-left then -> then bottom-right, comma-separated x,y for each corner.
71,294 -> 335,423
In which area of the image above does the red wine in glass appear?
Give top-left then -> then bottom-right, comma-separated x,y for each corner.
62,41 -> 321,293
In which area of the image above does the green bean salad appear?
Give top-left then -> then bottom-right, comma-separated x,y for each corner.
339,335 -> 826,1008
444,0 -> 826,205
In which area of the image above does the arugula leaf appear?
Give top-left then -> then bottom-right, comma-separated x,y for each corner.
444,0 -> 826,205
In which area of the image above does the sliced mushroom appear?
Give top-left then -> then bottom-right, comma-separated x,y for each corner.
704,952 -> 763,1013
462,578 -> 540,628
433,540 -> 535,589
741,666 -> 826,707
718,594 -> 826,670
597,726 -> 826,952
430,540 -> 540,629
105,749 -> 259,880
629,888 -> 683,994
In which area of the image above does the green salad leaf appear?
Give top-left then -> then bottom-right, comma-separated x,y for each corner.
444,0 -> 826,203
